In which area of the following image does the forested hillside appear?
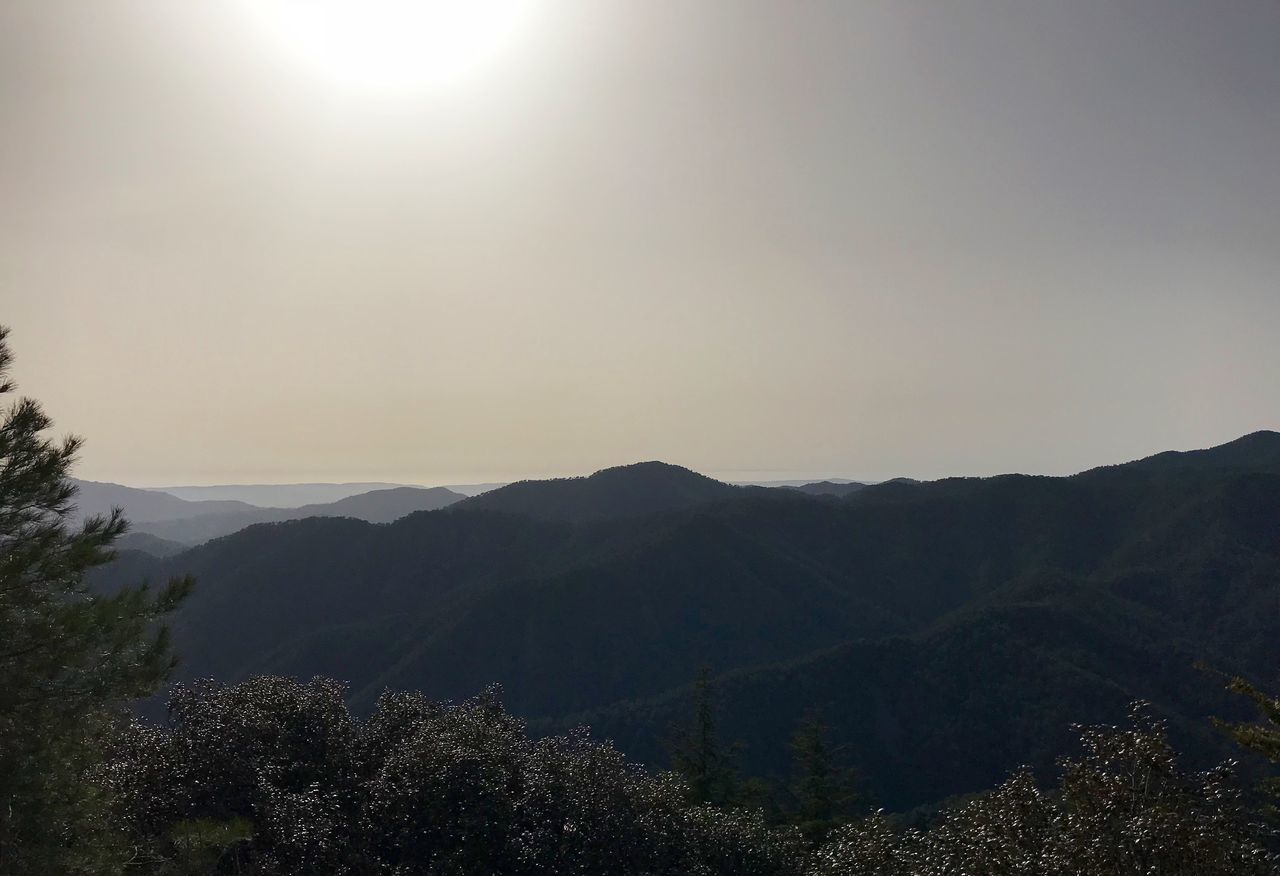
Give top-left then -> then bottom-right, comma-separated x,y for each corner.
93,431 -> 1280,811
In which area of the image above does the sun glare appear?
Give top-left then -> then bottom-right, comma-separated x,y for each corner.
244,0 -> 536,94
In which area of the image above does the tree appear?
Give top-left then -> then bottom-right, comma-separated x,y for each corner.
810,703 -> 1276,875
669,667 -> 741,808
1216,674 -> 1280,828
0,325 -> 192,873
1049,704 -> 1270,874
787,711 -> 862,844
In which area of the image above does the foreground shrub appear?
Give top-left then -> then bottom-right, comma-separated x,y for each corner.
810,704 -> 1276,875
102,683 -> 1277,875
102,677 -> 804,874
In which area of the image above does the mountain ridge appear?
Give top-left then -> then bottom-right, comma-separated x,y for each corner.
70,478 -> 257,524
454,460 -> 751,523
74,479 -> 466,548
89,432 -> 1280,810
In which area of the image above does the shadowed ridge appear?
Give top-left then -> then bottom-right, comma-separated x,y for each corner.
786,481 -> 869,498
69,478 -> 258,523
584,460 -> 727,488
454,460 -> 741,523
1085,430 -> 1280,477
114,484 -> 466,545
289,485 -> 463,524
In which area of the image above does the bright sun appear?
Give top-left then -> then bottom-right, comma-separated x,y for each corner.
244,0 -> 536,94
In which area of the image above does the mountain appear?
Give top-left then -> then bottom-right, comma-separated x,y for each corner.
154,482 -> 419,507
70,479 -> 257,523
1090,430 -> 1280,478
69,478 -> 465,545
439,481 -> 509,497
292,486 -> 465,524
454,461 -> 748,522
734,477 -> 861,487
114,531 -> 189,557
89,432 -> 1280,811
783,477 -> 922,498
785,480 -> 868,497
563,468 -> 1280,807
135,486 -> 466,544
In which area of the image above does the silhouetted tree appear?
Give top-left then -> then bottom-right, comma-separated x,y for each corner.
787,711 -> 862,843
0,325 -> 192,872
669,667 -> 741,808
1216,673 -> 1280,831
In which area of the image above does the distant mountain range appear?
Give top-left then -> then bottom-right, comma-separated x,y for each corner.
782,476 -> 920,498
152,482 -> 419,507
87,431 -> 1280,811
154,480 -> 507,505
78,469 -> 894,547
71,479 -> 257,523
72,479 -> 466,546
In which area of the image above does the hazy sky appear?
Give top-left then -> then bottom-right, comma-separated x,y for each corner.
2,1 -> 1278,486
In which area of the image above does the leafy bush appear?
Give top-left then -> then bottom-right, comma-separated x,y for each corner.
810,703 -> 1276,875
103,677 -> 804,874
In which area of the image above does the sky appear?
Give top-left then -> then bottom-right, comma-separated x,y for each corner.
2,1 -> 1278,487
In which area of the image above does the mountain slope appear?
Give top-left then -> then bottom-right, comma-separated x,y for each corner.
290,486 -> 463,524
119,462 -> 1280,700
114,531 -> 189,557
130,486 -> 466,544
70,478 -> 256,524
455,461 -> 746,523
155,482 -> 417,507
1085,429 -> 1280,478
561,575 -> 1248,810
89,433 -> 1280,811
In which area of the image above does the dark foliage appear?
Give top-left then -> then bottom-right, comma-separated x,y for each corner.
810,704 -> 1277,875
0,326 -> 191,873
668,669 -> 742,808
785,711 -> 863,844
101,685 -> 1280,875
103,676 -> 804,875
1217,674 -> 1280,831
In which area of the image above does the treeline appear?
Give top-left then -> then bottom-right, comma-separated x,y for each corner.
94,677 -> 1280,874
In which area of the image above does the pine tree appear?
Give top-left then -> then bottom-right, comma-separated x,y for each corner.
1215,674 -> 1280,826
669,667 -> 740,807
0,326 -> 192,873
787,710 -> 861,843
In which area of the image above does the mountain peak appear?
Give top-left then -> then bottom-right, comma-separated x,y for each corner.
455,461 -> 737,523
587,460 -> 721,482
1224,429 -> 1280,449
1096,430 -> 1280,477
